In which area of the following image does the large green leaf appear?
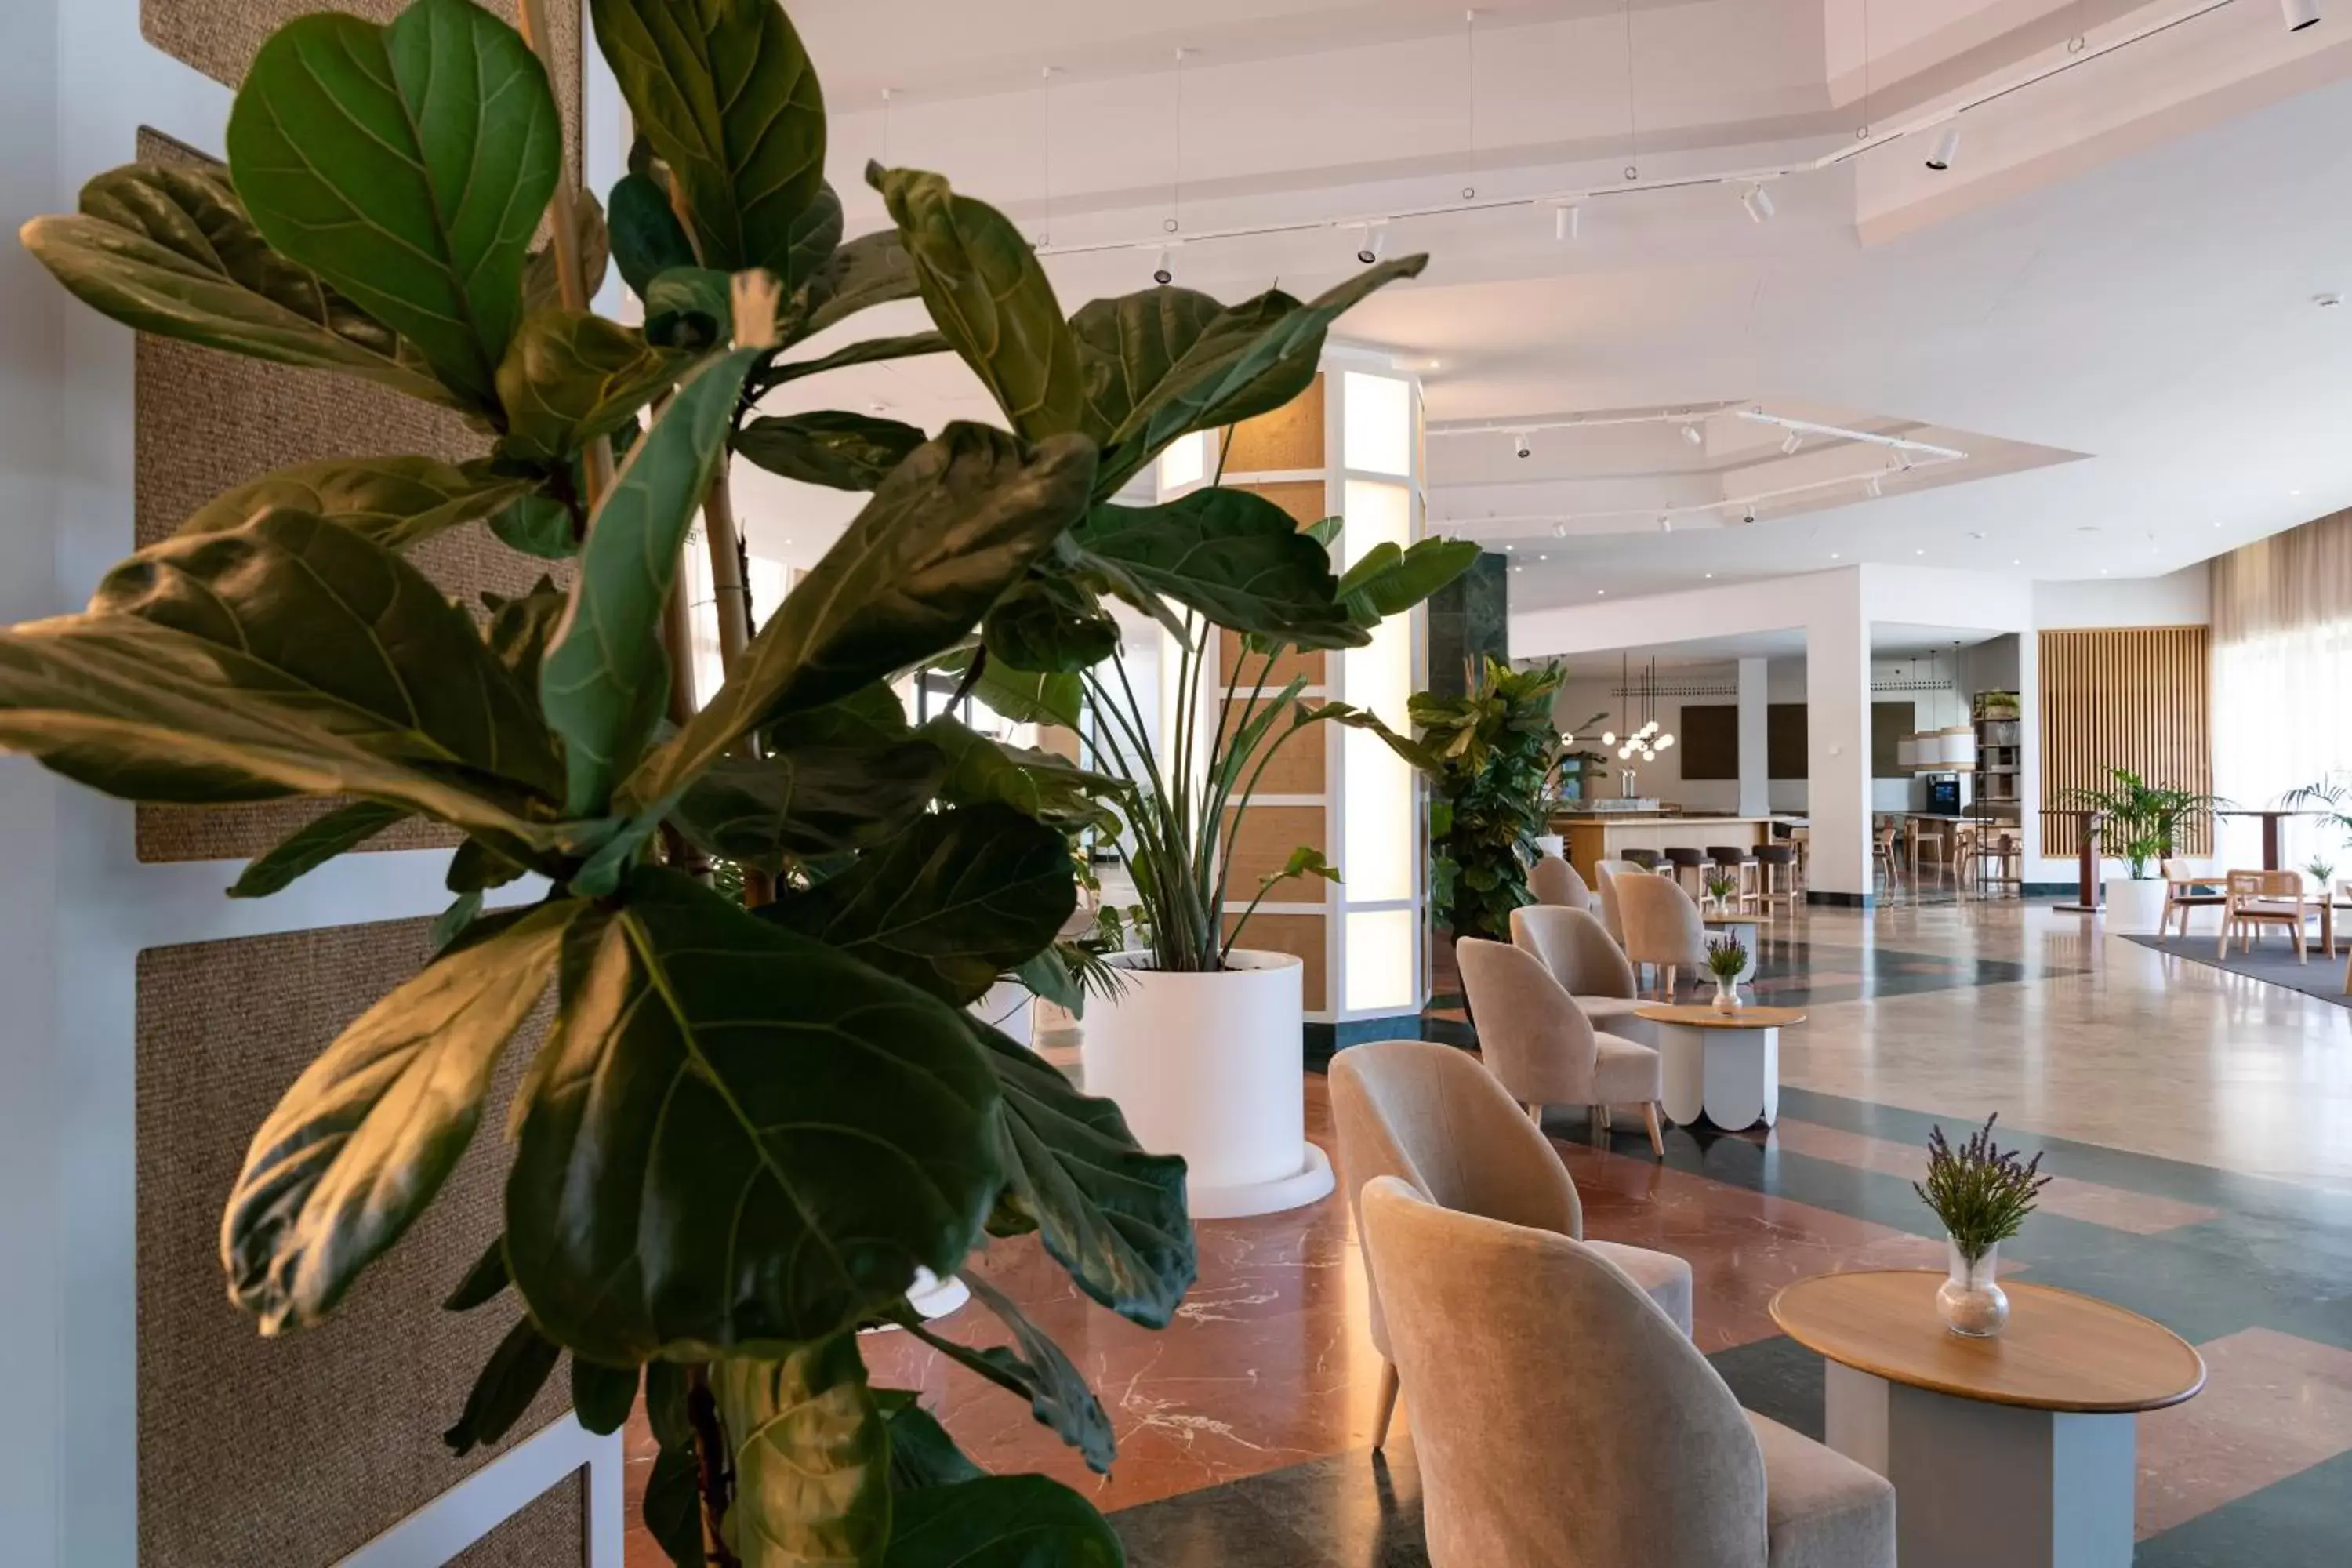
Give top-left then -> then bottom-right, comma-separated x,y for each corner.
716,1337 -> 888,1568
1075,489 -> 1363,648
227,798 -> 411,898
93,508 -> 564,798
980,575 -> 1120,675
590,0 -> 828,280
540,347 -> 760,815
608,169 -> 699,297
791,228 -> 919,342
225,0 -> 563,408
444,1315 -> 561,1456
1095,256 -> 1430,493
1335,535 -> 1480,625
884,1476 -> 1124,1568
176,456 -> 534,553
0,615 -> 567,854
879,1397 -> 984,1492
895,1273 -> 1114,1472
972,1021 -> 1194,1329
923,716 -> 1122,833
504,868 -> 1002,1363
23,162 -> 456,408
572,1356 -> 641,1436
757,329 -> 949,390
950,655 -> 1083,731
495,310 -> 694,463
630,423 -> 1094,806
1069,285 -> 1227,445
670,734 -> 945,868
644,1443 -> 707,1568
757,805 -> 1076,1006
220,901 -> 575,1334
869,165 -> 1088,441
483,578 -> 570,691
785,181 -> 847,289
735,410 -> 927,492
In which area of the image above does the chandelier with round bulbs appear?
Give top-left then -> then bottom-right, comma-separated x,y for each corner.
1604,655 -> 1678,763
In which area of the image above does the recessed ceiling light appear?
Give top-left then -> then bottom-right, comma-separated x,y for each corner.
2289,488 -> 2303,496
2100,568 -> 2110,575
1704,572 -> 1714,579
1503,543 -> 1514,551
2011,558 -> 2021,565
1915,547 -> 1926,556
1537,554 -> 1548,561
1596,589 -> 1606,597
1831,552 -> 1842,560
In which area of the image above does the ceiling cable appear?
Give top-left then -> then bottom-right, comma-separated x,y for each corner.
1167,48 -> 1188,235
1621,0 -> 1640,180
1039,66 -> 1055,247
1464,9 -> 1480,199
1029,0 -> 2235,260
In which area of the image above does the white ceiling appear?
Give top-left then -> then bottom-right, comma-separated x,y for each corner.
736,2 -> 2352,606
1541,621 -> 2008,675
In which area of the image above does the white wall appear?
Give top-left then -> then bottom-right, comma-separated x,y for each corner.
2032,564 -> 2210,629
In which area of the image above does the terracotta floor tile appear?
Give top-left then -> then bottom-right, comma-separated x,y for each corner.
2137,1327 -> 2352,1537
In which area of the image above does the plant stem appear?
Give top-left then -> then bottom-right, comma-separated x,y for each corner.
684,1363 -> 742,1568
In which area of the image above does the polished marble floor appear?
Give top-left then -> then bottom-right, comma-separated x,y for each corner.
620,897 -> 2352,1566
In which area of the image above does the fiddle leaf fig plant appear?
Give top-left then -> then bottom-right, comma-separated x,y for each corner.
1408,657 -> 1572,942
0,0 -> 1492,1560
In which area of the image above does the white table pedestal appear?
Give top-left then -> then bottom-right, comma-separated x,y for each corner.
1824,1362 -> 2136,1568
1654,1019 -> 1780,1130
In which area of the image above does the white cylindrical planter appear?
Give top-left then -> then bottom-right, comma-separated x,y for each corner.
1080,950 -> 1334,1219
2102,877 -> 2168,935
969,978 -> 1034,1048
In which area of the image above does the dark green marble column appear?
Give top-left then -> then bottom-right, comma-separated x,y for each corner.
1425,550 -> 1508,699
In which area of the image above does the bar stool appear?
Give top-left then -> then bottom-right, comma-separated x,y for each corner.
1754,844 -> 1800,909
1661,846 -> 1708,895
1622,848 -> 1664,871
1705,845 -> 1755,908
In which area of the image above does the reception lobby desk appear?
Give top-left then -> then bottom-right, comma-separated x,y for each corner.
1552,813 -> 1779,880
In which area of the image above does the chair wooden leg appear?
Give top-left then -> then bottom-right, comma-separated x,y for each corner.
1643,1102 -> 1664,1159
1599,1104 -> 1613,1132
1371,1359 -> 1401,1451
1663,964 -> 1677,998
1525,1101 -> 1543,1125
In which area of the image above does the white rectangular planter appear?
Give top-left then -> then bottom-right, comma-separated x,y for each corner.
1079,951 -> 1334,1218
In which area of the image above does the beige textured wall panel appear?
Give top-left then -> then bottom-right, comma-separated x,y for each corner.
136,918 -> 569,1567
1221,376 -> 1323,474
1221,910 -> 1327,1012
130,129 -> 564,864
447,1466 -> 587,1568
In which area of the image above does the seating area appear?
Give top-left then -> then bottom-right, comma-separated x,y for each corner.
16,5 -> 2352,1566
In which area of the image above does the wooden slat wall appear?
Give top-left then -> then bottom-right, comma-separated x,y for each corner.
2038,627 -> 2213,856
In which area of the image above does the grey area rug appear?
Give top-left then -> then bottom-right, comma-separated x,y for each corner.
2123,933 -> 2352,1008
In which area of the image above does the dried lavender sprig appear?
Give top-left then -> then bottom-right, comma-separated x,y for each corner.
1913,1112 -> 2053,1261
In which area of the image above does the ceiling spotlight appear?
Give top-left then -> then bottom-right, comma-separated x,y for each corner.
1741,183 -> 1777,223
1555,204 -> 1582,241
1552,522 -> 1567,538
1151,248 -> 1173,285
1780,431 -> 1803,456
2316,292 -> 2343,308
2282,0 -> 2321,32
1926,127 -> 1962,172
1680,423 -> 1704,446
1741,505 -> 1758,524
1867,475 -> 1883,498
1512,432 -> 1532,459
1356,222 -> 1389,265
1658,513 -> 1673,532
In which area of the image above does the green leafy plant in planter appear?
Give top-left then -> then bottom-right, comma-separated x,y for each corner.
1406,657 -> 1570,942
2056,767 -> 2229,878
3,0 -> 1462,1560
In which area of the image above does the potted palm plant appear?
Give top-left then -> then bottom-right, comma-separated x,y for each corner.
1,0 -> 1468,1556
977,499 -> 1472,1219
2057,768 -> 2229,934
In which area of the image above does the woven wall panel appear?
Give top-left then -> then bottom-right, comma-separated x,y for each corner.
1222,376 -> 1324,473
136,918 -> 570,1567
141,0 -> 583,187
447,1466 -> 587,1568
1220,911 -> 1327,1012
131,129 -> 563,864
2038,626 -> 2214,857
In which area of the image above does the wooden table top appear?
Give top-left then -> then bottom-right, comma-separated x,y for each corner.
1634,1003 -> 1807,1028
1769,1270 -> 2205,1414
1700,912 -> 1760,925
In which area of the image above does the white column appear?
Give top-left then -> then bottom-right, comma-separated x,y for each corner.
1806,598 -> 1875,899
1737,656 -> 1769,818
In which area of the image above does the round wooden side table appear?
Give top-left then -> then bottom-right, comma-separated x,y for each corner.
1632,1003 -> 1806,1130
1770,1269 -> 2204,1568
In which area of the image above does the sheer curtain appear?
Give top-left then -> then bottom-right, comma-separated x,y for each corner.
2210,510 -> 2352,869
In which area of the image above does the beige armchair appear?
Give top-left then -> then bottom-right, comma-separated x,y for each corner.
1592,857 -> 1644,945
1530,854 -> 1592,910
1617,869 -> 1710,997
1455,938 -> 1665,1157
1361,1177 -> 1896,1568
1330,1040 -> 1694,1450
1509,904 -> 1653,1044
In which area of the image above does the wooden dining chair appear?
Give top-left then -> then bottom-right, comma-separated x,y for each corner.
2158,858 -> 2227,938
1872,824 -> 1902,893
2220,870 -> 2308,962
